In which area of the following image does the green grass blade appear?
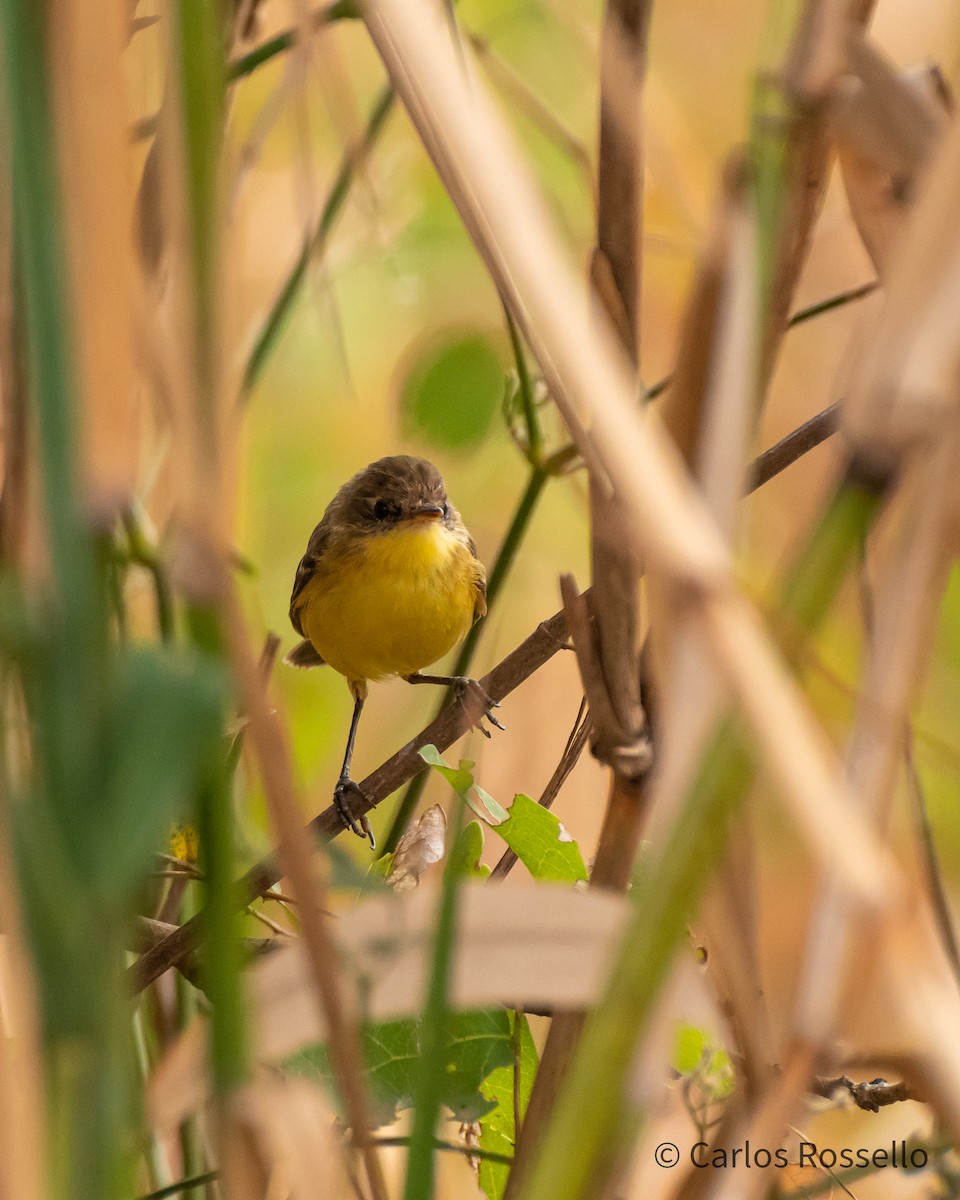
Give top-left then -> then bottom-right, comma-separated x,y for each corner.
242,85 -> 395,397
170,0 -> 249,1094
402,800 -> 467,1200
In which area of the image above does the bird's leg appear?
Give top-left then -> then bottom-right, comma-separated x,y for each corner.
404,673 -> 505,738
334,693 -> 375,848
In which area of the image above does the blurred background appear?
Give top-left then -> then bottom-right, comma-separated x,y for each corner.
14,0 -> 960,1194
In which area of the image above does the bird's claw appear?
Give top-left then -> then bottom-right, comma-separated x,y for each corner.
334,777 -> 376,849
450,677 -> 506,736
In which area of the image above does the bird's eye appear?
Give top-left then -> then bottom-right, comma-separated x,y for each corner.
373,500 -> 391,520
441,502 -> 449,518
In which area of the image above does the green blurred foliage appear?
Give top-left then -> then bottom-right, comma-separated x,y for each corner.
400,330 -> 504,451
673,1022 -> 706,1075
672,1023 -> 734,1105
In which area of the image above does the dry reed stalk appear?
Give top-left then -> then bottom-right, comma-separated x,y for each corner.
49,0 -> 141,522
594,0 -> 650,365
221,588 -> 386,1200
148,883 -> 632,1132
585,0 -> 653,879
698,1043 -> 817,1200
754,0 -> 876,388
664,259 -> 772,1162
670,188 -> 773,1120
794,429 -> 960,1045
644,169 -> 748,865
648,162 -> 758,721
843,100 -> 960,466
835,39 -> 948,275
219,1076 -> 352,1200
357,0 -> 894,906
697,56 -> 960,1189
509,2 -> 653,1182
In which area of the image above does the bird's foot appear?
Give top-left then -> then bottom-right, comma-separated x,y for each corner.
450,677 -> 506,739
334,777 -> 376,849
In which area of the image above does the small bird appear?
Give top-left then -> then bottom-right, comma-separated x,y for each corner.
285,455 -> 502,848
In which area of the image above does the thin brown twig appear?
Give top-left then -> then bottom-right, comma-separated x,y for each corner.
132,917 -> 278,991
128,606 -> 570,994
490,698 -> 590,880
745,402 -> 841,492
468,31 -> 593,183
244,907 -> 296,938
221,589 -> 387,1200
812,1074 -> 912,1112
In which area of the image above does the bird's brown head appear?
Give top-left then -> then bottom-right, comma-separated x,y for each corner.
336,456 -> 457,533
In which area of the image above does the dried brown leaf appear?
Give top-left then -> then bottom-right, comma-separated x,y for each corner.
387,803 -> 446,890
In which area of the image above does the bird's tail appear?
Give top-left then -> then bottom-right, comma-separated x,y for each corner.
283,638 -> 326,668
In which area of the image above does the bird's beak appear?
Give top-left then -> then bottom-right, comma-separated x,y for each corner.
409,504 -> 445,522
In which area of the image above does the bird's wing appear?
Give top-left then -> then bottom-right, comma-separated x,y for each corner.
469,535 -> 487,623
288,515 -> 333,636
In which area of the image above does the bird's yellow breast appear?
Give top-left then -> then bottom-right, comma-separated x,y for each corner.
297,521 -> 479,685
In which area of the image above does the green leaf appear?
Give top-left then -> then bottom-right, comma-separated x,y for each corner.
419,743 -> 473,792
419,745 -> 509,824
444,1010 -> 515,1121
451,820 -> 491,879
478,1014 -> 539,1200
493,793 -> 588,883
471,782 -> 510,825
399,330 -> 502,450
289,1010 -> 514,1128
360,1019 -> 421,1126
